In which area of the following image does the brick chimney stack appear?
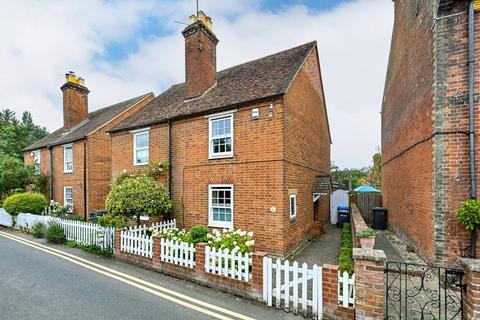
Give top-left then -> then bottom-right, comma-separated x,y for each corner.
61,71 -> 89,129
182,11 -> 219,99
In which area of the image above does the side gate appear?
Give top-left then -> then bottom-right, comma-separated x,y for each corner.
330,189 -> 349,224
385,261 -> 465,320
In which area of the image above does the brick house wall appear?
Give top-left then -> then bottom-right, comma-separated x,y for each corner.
110,49 -> 330,256
382,0 -> 480,264
283,46 -> 331,252
23,94 -> 154,217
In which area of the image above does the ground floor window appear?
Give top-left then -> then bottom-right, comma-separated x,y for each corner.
64,186 -> 73,211
290,194 -> 297,219
208,184 -> 233,228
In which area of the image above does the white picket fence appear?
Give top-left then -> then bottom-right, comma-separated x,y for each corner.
160,238 -> 196,268
263,257 -> 323,319
338,271 -> 355,307
59,219 -> 115,250
120,230 -> 153,258
124,219 -> 176,235
0,208 -> 13,227
205,246 -> 252,282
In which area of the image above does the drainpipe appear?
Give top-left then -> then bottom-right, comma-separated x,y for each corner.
168,120 -> 173,221
83,142 -> 87,220
468,0 -> 477,258
49,146 -> 53,201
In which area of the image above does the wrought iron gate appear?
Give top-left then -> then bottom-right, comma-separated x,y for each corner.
385,261 -> 465,320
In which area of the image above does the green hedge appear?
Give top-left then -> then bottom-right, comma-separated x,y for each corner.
3,193 -> 48,216
339,223 -> 354,274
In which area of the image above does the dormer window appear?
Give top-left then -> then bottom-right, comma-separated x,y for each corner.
209,113 -> 233,159
64,144 -> 73,173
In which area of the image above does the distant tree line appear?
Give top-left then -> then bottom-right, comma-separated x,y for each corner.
331,149 -> 381,190
0,109 -> 49,203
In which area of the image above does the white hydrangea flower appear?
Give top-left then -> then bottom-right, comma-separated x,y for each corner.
240,231 -> 247,237
247,231 -> 254,237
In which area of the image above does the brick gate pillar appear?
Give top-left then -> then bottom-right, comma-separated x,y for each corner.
353,248 -> 386,320
459,258 -> 480,320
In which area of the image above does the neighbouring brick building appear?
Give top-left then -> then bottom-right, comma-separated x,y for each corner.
382,0 -> 480,264
23,73 -> 153,218
109,12 -> 331,256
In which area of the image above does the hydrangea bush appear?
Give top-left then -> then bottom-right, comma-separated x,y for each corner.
207,228 -> 254,254
153,226 -> 255,254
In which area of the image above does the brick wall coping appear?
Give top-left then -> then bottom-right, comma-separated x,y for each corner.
353,248 -> 386,261
459,258 -> 480,272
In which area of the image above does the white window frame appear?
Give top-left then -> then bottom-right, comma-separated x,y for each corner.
32,150 -> 41,175
133,129 -> 149,166
290,194 -> 297,219
208,184 -> 234,228
63,144 -> 73,173
64,186 -> 73,211
208,113 -> 234,159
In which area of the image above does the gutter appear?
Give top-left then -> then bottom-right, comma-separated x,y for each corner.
83,142 -> 87,220
468,0 -> 477,258
168,120 -> 173,221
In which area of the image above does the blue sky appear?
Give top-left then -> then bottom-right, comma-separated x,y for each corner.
0,0 -> 393,168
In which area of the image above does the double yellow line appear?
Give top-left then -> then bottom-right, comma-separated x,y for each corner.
0,231 -> 256,320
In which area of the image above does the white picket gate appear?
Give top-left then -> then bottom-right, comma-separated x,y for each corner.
330,189 -> 349,224
120,230 -> 153,258
125,219 -> 176,235
0,208 -> 13,227
160,238 -> 195,268
263,257 -> 323,319
204,246 -> 252,282
59,219 -> 115,250
338,271 -> 355,307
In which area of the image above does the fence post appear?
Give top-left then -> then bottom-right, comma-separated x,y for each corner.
459,258 -> 480,319
152,235 -> 162,265
114,229 -> 122,254
251,251 -> 268,299
322,264 -> 339,318
353,248 -> 386,320
195,243 -> 207,274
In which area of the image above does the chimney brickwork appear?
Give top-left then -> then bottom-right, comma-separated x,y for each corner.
61,71 -> 89,129
182,11 -> 218,99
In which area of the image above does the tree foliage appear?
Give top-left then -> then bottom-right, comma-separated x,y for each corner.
0,155 -> 35,200
105,176 -> 172,223
0,109 -> 48,159
331,148 -> 381,190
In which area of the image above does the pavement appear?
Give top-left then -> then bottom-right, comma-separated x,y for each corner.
374,230 -> 404,262
0,227 -> 297,320
291,224 -> 341,266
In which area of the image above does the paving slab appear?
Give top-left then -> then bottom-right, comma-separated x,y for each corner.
291,224 -> 341,266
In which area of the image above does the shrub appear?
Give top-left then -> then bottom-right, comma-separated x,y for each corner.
48,201 -> 71,217
46,223 -> 66,244
207,228 -> 254,254
31,222 -> 46,238
97,214 -> 127,228
106,176 -> 173,223
58,214 -> 84,221
339,223 -> 354,274
187,225 -> 209,244
456,199 -> 480,231
357,229 -> 375,238
3,193 -> 48,216
0,155 -> 35,199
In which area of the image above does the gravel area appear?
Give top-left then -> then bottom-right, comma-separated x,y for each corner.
379,229 -> 425,264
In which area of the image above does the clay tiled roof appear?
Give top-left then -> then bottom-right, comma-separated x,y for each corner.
313,175 -> 332,194
24,93 -> 153,151
110,41 -> 317,133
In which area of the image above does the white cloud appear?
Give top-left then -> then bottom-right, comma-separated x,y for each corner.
0,0 -> 393,169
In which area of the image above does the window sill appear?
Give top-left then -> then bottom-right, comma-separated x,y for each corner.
133,163 -> 149,166
208,222 -> 233,229
63,171 -> 73,174
208,155 -> 233,160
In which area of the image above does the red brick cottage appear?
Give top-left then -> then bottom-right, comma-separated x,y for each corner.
109,13 -> 331,256
382,0 -> 480,264
23,73 -> 153,218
